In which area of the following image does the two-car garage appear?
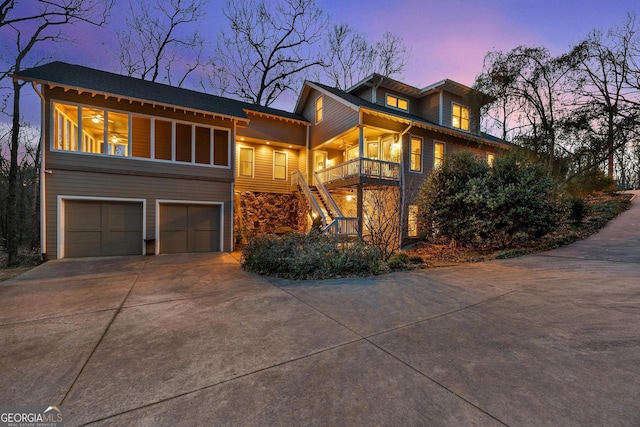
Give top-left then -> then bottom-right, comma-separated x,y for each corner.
62,198 -> 223,258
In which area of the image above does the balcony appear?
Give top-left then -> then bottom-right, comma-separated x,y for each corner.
315,158 -> 401,188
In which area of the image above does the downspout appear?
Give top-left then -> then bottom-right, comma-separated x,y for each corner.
438,90 -> 444,126
371,76 -> 384,104
398,122 -> 412,249
32,82 -> 47,261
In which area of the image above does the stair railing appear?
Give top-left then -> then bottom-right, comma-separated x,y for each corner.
292,170 -> 327,227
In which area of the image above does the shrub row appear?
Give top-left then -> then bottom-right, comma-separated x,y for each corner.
241,230 -> 384,279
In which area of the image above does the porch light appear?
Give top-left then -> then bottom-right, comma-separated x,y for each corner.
346,195 -> 354,202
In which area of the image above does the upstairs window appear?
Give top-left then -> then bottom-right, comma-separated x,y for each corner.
434,142 -> 445,168
273,151 -> 287,180
386,94 -> 408,111
410,137 -> 422,172
52,101 -> 230,167
315,96 -> 323,123
452,103 -> 470,131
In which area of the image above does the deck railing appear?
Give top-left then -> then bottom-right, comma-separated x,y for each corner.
323,217 -> 359,238
315,158 -> 400,184
291,170 -> 327,227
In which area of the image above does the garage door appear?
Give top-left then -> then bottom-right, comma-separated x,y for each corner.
159,204 -> 221,253
65,200 -> 143,258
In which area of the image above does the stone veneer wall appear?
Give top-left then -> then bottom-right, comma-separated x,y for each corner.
234,191 -> 309,241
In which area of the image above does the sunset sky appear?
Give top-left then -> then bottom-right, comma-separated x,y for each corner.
8,0 -> 640,119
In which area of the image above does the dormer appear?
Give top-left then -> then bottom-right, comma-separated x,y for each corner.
346,74 -> 493,136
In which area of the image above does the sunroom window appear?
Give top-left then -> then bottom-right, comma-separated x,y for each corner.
52,101 -> 229,167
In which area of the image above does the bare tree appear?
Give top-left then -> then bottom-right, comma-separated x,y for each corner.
1,0 -> 112,266
567,16 -> 640,178
475,46 -> 578,176
372,31 -> 410,78
362,186 -> 402,260
320,25 -> 410,89
116,0 -> 206,87
211,0 -> 327,106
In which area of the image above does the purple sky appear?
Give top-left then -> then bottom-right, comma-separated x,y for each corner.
11,0 -> 640,120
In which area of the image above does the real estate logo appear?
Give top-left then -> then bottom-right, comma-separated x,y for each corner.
0,406 -> 63,427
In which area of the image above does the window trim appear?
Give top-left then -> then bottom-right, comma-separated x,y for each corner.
50,99 -> 231,169
386,93 -> 409,112
451,103 -> 470,132
273,150 -> 288,180
434,141 -> 446,169
409,135 -> 423,173
315,96 -> 324,124
237,145 -> 255,178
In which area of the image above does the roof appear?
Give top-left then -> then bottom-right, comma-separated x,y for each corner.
13,61 -> 307,123
299,80 -> 511,149
346,73 -> 494,105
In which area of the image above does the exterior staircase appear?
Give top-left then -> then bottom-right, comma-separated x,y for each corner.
291,170 -> 359,238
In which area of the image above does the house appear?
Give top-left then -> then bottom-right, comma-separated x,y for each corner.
14,62 -> 509,259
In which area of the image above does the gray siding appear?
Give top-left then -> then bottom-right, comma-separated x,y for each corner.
417,93 -> 440,123
45,170 -> 233,258
304,90 -> 359,148
238,113 -> 306,146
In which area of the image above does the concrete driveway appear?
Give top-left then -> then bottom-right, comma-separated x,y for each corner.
1,192 -> 639,426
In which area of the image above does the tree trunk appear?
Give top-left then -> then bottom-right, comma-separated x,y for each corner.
6,80 -> 21,267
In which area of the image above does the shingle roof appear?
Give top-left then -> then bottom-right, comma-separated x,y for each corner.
308,81 -> 511,149
13,61 -> 307,123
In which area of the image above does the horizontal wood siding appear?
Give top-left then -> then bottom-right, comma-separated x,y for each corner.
45,170 -> 233,258
305,89 -> 359,148
362,113 -> 409,133
351,86 -> 372,103
237,114 -> 306,146
417,93 -> 440,123
235,142 -> 301,194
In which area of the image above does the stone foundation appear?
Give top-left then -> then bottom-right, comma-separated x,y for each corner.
234,191 -> 309,242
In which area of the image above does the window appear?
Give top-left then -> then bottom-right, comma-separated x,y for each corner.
315,96 -> 323,123
274,151 -> 287,180
239,147 -> 254,177
386,94 -> 408,111
487,153 -> 495,167
434,142 -> 445,168
410,137 -> 422,172
452,103 -> 469,131
408,205 -> 419,237
51,101 -> 230,167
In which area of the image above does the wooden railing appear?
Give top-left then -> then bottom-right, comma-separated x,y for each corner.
315,158 -> 400,184
323,217 -> 359,238
291,170 -> 328,227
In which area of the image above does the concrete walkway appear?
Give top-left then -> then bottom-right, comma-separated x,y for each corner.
1,192 -> 638,426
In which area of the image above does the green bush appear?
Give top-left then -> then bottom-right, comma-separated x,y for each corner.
565,168 -> 616,196
387,252 -> 411,271
417,151 -> 566,249
241,230 -> 383,279
565,195 -> 590,225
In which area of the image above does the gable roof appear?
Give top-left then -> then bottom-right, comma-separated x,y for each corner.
346,73 -> 494,105
13,61 -> 307,124
298,80 -> 511,149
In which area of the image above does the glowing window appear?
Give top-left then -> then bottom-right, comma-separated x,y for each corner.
434,142 -> 445,168
239,147 -> 254,177
274,151 -> 287,180
408,205 -> 419,237
452,104 -> 470,131
315,96 -> 323,123
410,137 -> 422,172
386,94 -> 408,111
487,153 -> 495,167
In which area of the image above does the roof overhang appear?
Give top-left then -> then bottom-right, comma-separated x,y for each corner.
13,74 -> 250,125
244,108 -> 309,126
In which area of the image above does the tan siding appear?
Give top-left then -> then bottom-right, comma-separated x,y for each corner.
235,142 -> 301,194
238,114 -> 306,146
45,170 -> 233,259
304,90 -> 359,148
